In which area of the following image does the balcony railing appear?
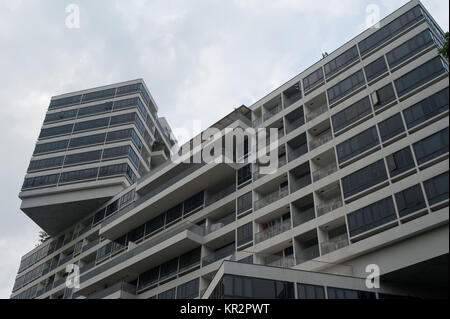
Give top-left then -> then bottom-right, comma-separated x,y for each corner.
82,238 -> 100,253
305,104 -> 328,122
286,117 -> 305,134
316,198 -> 343,217
263,105 -> 283,122
202,244 -> 235,267
263,255 -> 296,268
309,130 -> 333,150
312,163 -> 338,182
291,174 -> 311,193
205,184 -> 236,206
255,219 -> 291,244
205,212 -> 236,235
293,207 -> 316,227
254,186 -> 289,210
296,245 -> 320,263
320,234 -> 349,255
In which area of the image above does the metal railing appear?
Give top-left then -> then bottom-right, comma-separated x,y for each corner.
205,212 -> 236,235
312,163 -> 338,182
316,198 -> 343,217
296,245 -> 320,263
305,104 -> 328,122
82,238 -> 100,253
293,207 -> 316,227
255,219 -> 291,244
321,234 -> 350,255
309,130 -> 333,151
262,255 -> 296,268
291,174 -> 311,192
254,186 -> 289,210
202,244 -> 235,267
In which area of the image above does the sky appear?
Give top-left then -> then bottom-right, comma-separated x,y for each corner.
0,0 -> 448,299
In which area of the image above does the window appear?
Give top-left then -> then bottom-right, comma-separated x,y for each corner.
332,97 -> 372,133
237,165 -> 252,185
34,139 -> 69,155
110,112 -> 136,127
176,279 -> 199,299
81,88 -> 116,103
394,56 -> 448,98
403,87 -> 449,129
73,117 -> 110,132
22,174 -> 60,189
113,97 -> 138,110
64,150 -> 102,166
347,197 -> 396,237
99,163 -> 136,182
145,213 -> 165,235
378,113 -> 405,142
364,56 -> 387,82
237,222 -> 253,246
119,189 -> 135,207
138,266 -> 159,290
237,192 -> 252,214
337,126 -> 379,163
59,167 -> 99,184
102,146 -> 139,167
179,247 -> 201,271
387,30 -> 437,68
49,95 -> 82,109
77,102 -> 113,118
297,284 -> 325,299
386,147 -> 415,177
160,258 -> 178,280
413,128 -> 449,165
166,204 -> 183,224
93,209 -> 106,225
68,133 -> 106,149
327,70 -> 365,105
395,184 -> 426,217
327,287 -> 376,299
424,172 -> 449,206
324,46 -> 359,79
39,124 -> 74,139
105,200 -> 119,217
358,6 -> 424,56
303,68 -> 324,92
127,225 -> 145,243
28,156 -> 64,172
341,159 -> 388,198
371,83 -> 396,110
184,191 -> 204,215
158,288 -> 176,299
44,109 -> 78,123
283,82 -> 302,107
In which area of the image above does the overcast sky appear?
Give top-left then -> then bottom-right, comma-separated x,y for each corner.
0,0 -> 448,299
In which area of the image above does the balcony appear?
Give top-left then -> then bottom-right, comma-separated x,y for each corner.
312,163 -> 338,182
262,254 -> 296,268
293,207 -> 315,227
316,198 -> 343,217
205,184 -> 235,207
305,104 -> 328,122
205,212 -> 236,235
309,130 -> 333,151
202,244 -> 235,267
296,244 -> 320,263
255,219 -> 292,244
290,174 -> 311,193
263,105 -> 283,122
320,233 -> 349,255
254,186 -> 289,211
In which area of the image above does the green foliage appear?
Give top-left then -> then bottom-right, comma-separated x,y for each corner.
438,32 -> 449,61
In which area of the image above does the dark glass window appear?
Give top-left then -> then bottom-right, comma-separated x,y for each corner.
237,192 -> 252,214
158,288 -> 175,299
184,191 -> 204,215
22,174 -> 60,190
424,172 -> 449,206
166,204 -> 183,224
297,284 -> 326,299
59,167 -> 99,184
386,147 -> 415,177
237,222 -> 253,246
160,258 -> 178,280
237,165 -> 252,185
113,97 -> 138,110
44,109 -> 78,123
99,163 -> 136,182
105,200 -> 119,217
39,124 -> 74,139
378,113 -> 405,142
49,95 -> 82,109
127,225 -> 145,243
342,159 -> 388,198
64,150 -> 102,166
364,56 -> 388,82
358,6 -> 424,56
387,30 -> 437,68
324,46 -> 359,79
413,128 -> 449,165
395,184 -> 426,217
303,68 -> 324,92
371,83 -> 396,110
81,88 -> 116,103
102,146 -> 139,167
77,102 -> 113,118
327,287 -> 376,299
110,112 -> 136,126
394,56 -> 448,98
145,213 -> 165,235
176,279 -> 199,299
68,133 -> 106,149
337,126 -> 379,163
403,88 -> 449,129
106,129 -> 142,152
138,266 -> 159,290
347,197 -> 396,237
73,117 -> 110,132
327,70 -> 365,105
28,156 -> 64,172
33,139 -> 69,155
332,97 -> 372,133
283,83 -> 302,107
179,247 -> 201,271
93,208 -> 106,225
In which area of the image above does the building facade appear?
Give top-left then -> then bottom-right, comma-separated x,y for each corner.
11,0 -> 448,299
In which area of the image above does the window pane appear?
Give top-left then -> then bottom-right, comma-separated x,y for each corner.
395,184 -> 426,217
378,113 -> 405,142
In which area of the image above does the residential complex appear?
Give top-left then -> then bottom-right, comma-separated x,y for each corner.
11,0 -> 448,299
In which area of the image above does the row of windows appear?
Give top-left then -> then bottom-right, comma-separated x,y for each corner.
331,97 -> 372,134
336,126 -> 379,164
153,278 -> 200,299
364,56 -> 388,82
22,163 -> 136,190
303,68 -> 324,92
413,127 -> 449,165
324,46 -> 360,79
327,69 -> 366,105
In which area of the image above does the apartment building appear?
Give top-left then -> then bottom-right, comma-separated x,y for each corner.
11,0 -> 448,299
